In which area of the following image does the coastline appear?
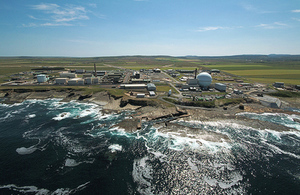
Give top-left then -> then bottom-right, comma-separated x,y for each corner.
0,89 -> 299,134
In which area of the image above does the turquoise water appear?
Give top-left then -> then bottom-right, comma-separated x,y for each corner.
0,99 -> 300,194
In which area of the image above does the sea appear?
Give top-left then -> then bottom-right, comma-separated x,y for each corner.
0,99 -> 300,194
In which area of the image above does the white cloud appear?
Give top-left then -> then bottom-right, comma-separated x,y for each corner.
196,26 -> 226,32
292,9 -> 300,13
256,22 -> 288,29
292,17 -> 300,22
24,3 -> 90,27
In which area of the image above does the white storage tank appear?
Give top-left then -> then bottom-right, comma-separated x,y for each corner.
197,72 -> 212,88
37,74 -> 48,83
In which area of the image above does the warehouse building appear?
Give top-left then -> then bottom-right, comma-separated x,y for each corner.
215,83 -> 226,92
55,78 -> 69,85
147,83 -> 156,91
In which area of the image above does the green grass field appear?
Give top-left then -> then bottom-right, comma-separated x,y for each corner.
1,56 -> 300,85
202,63 -> 300,85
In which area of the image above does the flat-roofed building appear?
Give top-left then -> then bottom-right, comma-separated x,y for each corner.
59,71 -> 77,78
55,78 -> 69,85
273,82 -> 284,88
215,83 -> 226,92
149,91 -> 156,96
147,83 -> 156,91
120,84 -> 147,89
136,93 -> 145,98
68,78 -> 84,85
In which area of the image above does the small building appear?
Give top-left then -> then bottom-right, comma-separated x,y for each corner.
187,78 -> 198,86
120,84 -> 147,89
136,93 -> 145,98
37,74 -> 49,83
75,69 -> 85,74
234,89 -> 243,94
257,95 -> 281,108
210,69 -> 220,73
85,77 -> 93,85
215,83 -> 226,92
153,68 -> 161,73
55,78 -> 69,85
149,91 -> 156,96
147,83 -> 156,91
93,77 -> 99,84
273,82 -> 284,88
68,78 -> 84,85
59,72 -> 77,78
96,71 -> 107,76
133,71 -> 140,79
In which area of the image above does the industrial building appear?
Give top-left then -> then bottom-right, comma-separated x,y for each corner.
37,74 -> 49,83
257,95 -> 281,108
147,83 -> 156,91
149,91 -> 156,96
273,82 -> 284,88
120,84 -> 147,89
215,83 -> 226,92
187,78 -> 198,86
68,78 -> 84,85
136,93 -> 145,98
59,72 -> 77,78
55,78 -> 69,85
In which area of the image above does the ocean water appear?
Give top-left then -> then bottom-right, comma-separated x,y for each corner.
0,99 -> 300,194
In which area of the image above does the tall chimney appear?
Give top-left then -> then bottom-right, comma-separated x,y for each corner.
94,63 -> 97,77
194,68 -> 197,79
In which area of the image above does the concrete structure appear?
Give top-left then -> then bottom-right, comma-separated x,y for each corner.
75,69 -> 85,74
154,68 -> 161,73
59,72 -> 77,78
37,74 -> 48,83
257,95 -> 281,108
55,78 -> 69,85
149,91 -> 156,96
197,72 -> 212,88
273,82 -> 284,88
120,84 -> 147,89
68,78 -> 84,85
85,77 -> 93,85
131,79 -> 151,83
234,89 -> 243,94
187,78 -> 198,86
210,69 -> 220,73
147,83 -> 156,91
93,77 -> 99,84
96,71 -> 107,76
215,83 -> 226,92
136,93 -> 145,98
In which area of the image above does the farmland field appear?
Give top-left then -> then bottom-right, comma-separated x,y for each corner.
0,55 -> 300,85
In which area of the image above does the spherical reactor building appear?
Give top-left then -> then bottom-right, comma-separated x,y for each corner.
196,72 -> 212,88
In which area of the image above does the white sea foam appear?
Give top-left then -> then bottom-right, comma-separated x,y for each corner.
0,182 -> 90,194
52,112 -> 71,121
0,184 -> 50,194
108,144 -> 123,152
132,157 -> 154,195
16,146 -> 37,155
65,158 -> 81,167
27,114 -> 36,118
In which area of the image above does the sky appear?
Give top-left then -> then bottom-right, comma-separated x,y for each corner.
0,0 -> 300,57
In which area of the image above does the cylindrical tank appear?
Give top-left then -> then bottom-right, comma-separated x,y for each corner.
196,72 -> 212,88
37,74 -> 47,83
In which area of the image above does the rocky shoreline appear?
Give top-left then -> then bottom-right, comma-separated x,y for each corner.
1,89 -> 299,135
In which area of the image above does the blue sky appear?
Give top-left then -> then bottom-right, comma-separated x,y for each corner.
0,0 -> 300,56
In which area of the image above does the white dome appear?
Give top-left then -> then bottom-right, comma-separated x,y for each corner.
196,72 -> 212,87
